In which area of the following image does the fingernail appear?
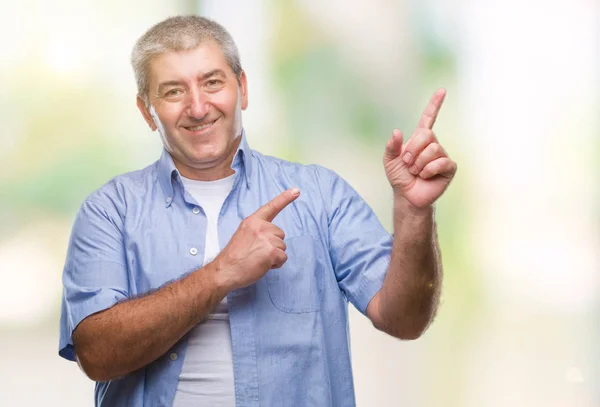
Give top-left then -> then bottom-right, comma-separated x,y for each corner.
403,152 -> 412,164
290,188 -> 300,196
410,165 -> 418,174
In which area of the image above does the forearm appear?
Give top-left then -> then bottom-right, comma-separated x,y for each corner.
378,191 -> 442,339
74,262 -> 227,381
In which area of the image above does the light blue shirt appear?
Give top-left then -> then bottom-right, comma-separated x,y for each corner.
59,130 -> 393,407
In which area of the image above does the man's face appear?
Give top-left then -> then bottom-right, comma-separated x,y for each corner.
138,41 -> 248,179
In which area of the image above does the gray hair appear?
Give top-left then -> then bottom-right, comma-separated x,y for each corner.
131,15 -> 242,105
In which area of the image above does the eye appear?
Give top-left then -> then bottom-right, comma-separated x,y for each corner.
206,79 -> 223,88
165,89 -> 183,97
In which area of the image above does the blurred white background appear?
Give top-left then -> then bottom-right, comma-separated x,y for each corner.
0,0 -> 598,405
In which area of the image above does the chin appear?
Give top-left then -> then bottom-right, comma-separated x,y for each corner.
188,146 -> 225,163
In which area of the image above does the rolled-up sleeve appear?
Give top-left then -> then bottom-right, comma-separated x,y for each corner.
59,198 -> 129,361
319,168 -> 393,316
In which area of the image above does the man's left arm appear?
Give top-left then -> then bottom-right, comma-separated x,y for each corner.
367,88 -> 457,340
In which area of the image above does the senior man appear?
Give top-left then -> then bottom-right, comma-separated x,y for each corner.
59,15 -> 456,407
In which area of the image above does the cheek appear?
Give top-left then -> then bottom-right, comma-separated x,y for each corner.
211,91 -> 240,115
163,108 -> 184,128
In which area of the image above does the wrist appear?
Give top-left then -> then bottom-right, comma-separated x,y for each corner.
393,191 -> 435,218
205,258 -> 237,296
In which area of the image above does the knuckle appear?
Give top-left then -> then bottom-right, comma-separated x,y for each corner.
277,227 -> 285,239
415,130 -> 430,145
425,130 -> 437,144
268,245 -> 278,257
241,217 -> 254,229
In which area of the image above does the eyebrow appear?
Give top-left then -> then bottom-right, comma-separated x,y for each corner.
157,80 -> 183,93
200,69 -> 227,80
157,69 -> 227,93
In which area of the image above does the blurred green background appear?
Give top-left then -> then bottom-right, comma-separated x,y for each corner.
0,0 -> 598,405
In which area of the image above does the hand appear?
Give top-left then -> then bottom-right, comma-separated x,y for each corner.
212,188 -> 300,291
383,88 -> 457,209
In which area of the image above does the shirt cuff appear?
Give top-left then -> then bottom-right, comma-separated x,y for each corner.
59,288 -> 127,361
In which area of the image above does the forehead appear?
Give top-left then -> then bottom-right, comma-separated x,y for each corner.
149,41 -> 232,85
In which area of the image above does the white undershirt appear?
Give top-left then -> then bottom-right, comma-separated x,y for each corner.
172,173 -> 236,407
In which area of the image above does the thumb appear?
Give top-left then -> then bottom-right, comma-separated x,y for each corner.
383,129 -> 404,163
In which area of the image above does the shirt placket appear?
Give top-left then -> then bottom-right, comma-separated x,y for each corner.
219,169 -> 260,407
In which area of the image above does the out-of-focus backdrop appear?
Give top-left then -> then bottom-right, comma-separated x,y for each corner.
0,0 -> 598,405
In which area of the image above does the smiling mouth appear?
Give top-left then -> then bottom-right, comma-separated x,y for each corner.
184,118 -> 218,132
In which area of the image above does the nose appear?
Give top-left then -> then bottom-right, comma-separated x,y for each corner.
186,89 -> 209,120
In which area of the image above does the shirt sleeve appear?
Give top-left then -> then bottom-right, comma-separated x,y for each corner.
58,197 -> 129,362
319,167 -> 393,316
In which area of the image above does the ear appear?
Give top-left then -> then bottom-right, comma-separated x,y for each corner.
136,95 -> 157,131
239,70 -> 248,110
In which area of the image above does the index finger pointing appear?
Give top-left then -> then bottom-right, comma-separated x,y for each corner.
253,188 -> 301,222
417,88 -> 446,130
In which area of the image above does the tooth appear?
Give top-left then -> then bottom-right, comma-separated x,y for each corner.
188,120 -> 215,131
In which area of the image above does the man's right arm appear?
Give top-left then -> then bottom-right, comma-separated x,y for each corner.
71,187 -> 300,382
73,261 -> 225,382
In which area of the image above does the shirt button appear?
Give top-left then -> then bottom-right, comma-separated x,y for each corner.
189,247 -> 198,256
169,353 -> 178,361
166,196 -> 172,204
192,207 -> 200,214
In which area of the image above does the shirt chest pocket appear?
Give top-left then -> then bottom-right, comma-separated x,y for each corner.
265,234 -> 323,313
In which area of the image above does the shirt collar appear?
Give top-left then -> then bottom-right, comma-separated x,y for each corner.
157,128 -> 253,207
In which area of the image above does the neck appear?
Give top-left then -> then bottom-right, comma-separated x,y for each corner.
173,136 -> 242,181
